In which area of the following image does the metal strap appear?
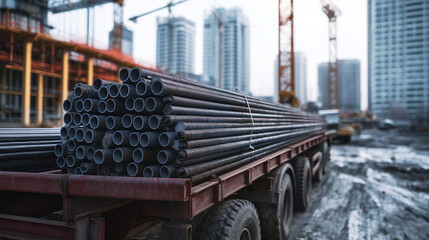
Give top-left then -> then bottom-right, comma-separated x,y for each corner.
235,88 -> 254,150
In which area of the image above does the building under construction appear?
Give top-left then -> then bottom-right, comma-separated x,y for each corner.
0,0 -> 152,127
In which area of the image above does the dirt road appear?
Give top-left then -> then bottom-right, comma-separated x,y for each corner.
290,129 -> 429,239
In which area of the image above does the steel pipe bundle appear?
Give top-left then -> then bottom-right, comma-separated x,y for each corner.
59,67 -> 325,181
0,128 -> 60,172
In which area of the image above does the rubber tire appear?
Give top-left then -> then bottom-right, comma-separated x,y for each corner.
322,141 -> 330,173
199,199 -> 261,240
292,156 -> 312,211
256,174 -> 293,240
314,144 -> 326,182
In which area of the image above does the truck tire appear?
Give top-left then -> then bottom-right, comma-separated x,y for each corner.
322,141 -> 330,173
256,174 -> 293,240
314,143 -> 327,182
293,156 -> 311,211
199,199 -> 261,240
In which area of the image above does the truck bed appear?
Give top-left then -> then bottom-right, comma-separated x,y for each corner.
0,131 -> 333,239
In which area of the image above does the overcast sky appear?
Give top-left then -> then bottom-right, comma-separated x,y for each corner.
49,0 -> 367,110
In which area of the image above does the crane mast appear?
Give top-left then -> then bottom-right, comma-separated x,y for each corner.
322,1 -> 340,109
278,0 -> 299,107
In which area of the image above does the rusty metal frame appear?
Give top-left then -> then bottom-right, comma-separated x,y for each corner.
0,133 -> 327,239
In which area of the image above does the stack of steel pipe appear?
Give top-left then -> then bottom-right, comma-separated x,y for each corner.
0,128 -> 60,172
58,68 -> 326,182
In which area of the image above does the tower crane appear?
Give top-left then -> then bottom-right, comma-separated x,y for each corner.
277,0 -> 300,108
321,0 -> 340,109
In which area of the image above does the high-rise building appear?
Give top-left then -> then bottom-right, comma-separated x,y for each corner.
203,8 -> 250,93
368,0 -> 429,124
318,59 -> 361,113
274,52 -> 307,106
156,16 -> 195,75
109,26 -> 133,56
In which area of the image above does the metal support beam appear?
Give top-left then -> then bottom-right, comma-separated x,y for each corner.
36,74 -> 44,125
21,40 -> 32,127
87,57 -> 94,86
61,51 -> 69,120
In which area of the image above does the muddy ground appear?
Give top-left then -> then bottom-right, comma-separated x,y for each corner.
290,129 -> 429,239
133,129 -> 429,239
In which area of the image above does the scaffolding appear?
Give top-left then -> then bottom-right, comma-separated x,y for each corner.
0,9 -> 154,127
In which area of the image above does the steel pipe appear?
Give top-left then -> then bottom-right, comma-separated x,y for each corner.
140,132 -> 160,147
125,98 -> 135,112
83,99 -> 100,113
87,146 -> 95,161
76,145 -> 90,160
143,165 -> 160,177
121,114 -> 135,129
94,149 -> 114,165
148,115 -> 163,130
98,86 -> 110,100
89,115 -> 108,129
129,132 -> 142,147
106,116 -> 122,130
113,147 -> 133,163
81,113 -> 91,126
93,78 -> 112,90
133,98 -> 146,113
132,148 -> 157,163
63,99 -> 75,112
74,84 -> 98,99
120,84 -> 137,98
72,113 -> 82,125
127,162 -> 143,177
108,84 -> 121,98
113,130 -> 131,146
56,156 -> 66,169
136,80 -> 151,97
133,116 -> 149,131
64,113 -> 74,125
119,68 -> 131,83
160,165 -> 177,178
66,155 -> 82,168
145,97 -> 164,113
158,132 -> 176,147
54,144 -> 66,157
84,129 -> 104,144
98,101 -> 107,114
157,149 -> 176,165
106,99 -> 126,114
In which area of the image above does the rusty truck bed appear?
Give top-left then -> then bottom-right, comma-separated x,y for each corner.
0,131 -> 334,239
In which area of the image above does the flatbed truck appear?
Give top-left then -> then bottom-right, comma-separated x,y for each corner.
0,130 -> 335,240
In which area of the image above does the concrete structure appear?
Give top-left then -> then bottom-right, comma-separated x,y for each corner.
203,8 -> 250,93
318,60 -> 361,113
368,0 -> 429,125
274,52 -> 307,106
156,16 -> 195,75
109,26 -> 133,56
0,1 -> 152,127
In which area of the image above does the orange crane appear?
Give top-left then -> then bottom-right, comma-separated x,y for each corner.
277,0 -> 299,108
321,0 -> 340,109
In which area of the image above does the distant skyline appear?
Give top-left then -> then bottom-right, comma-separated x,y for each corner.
48,0 -> 367,110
